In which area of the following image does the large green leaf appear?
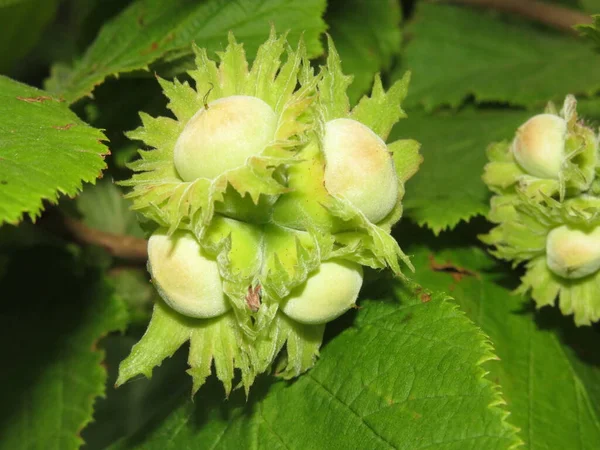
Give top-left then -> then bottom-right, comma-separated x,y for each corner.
0,245 -> 129,450
326,0 -> 402,104
390,108 -> 530,234
0,76 -> 108,225
404,236 -> 600,449
402,4 -> 600,110
46,0 -> 327,103
109,284 -> 519,449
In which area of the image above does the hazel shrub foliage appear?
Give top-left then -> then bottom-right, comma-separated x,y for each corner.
117,31 -> 422,394
482,95 -> 600,326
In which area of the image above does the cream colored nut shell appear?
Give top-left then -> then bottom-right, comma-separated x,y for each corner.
148,230 -> 229,318
323,118 -> 399,223
281,260 -> 364,325
546,225 -> 600,279
174,95 -> 278,181
512,114 -> 567,179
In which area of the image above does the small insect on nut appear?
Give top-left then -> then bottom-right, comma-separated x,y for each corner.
246,284 -> 261,312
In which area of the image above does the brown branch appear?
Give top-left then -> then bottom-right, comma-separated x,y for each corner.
428,254 -> 478,282
64,216 -> 148,262
437,0 -> 592,34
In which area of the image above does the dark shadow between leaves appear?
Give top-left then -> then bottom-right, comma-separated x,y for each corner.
191,373 -> 274,429
394,216 -> 492,253
530,302 -> 600,368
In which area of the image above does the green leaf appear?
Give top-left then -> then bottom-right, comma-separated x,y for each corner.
402,4 -> 600,110
107,268 -> 155,325
406,241 -> 600,449
111,285 -> 519,449
46,0 -> 327,103
0,0 -> 59,73
0,245 -> 129,450
75,179 -> 145,238
0,76 -> 109,225
8,0 -> 130,81
81,334 -> 191,450
326,0 -> 402,105
390,107 -> 531,234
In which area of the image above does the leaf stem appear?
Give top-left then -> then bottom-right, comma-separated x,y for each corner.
64,216 -> 148,262
436,0 -> 592,34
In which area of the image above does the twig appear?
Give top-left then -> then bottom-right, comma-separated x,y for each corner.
428,254 -> 478,282
436,0 -> 593,34
64,216 -> 148,262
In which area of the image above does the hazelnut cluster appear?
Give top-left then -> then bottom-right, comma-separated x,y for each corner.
482,95 -> 600,325
117,31 -> 421,393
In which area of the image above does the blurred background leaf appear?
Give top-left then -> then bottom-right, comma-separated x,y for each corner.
391,107 -> 531,234
0,245 -> 129,450
0,0 -> 60,75
74,180 -> 144,238
326,0 -> 402,104
400,3 -> 600,111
